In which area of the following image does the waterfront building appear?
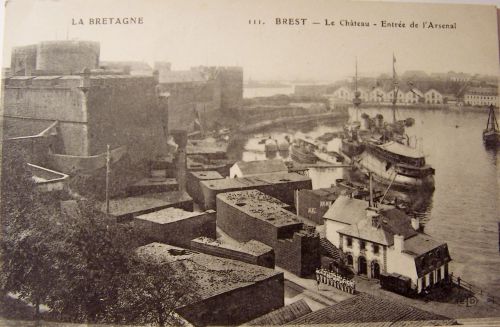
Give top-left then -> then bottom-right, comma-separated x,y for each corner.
332,86 -> 352,101
369,87 -> 386,103
405,89 -> 421,104
229,159 -> 288,178
464,86 -> 498,106
323,195 -> 451,294
424,88 -> 444,104
136,242 -> 284,326
216,190 -> 320,277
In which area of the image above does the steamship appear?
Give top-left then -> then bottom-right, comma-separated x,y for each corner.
341,56 -> 435,190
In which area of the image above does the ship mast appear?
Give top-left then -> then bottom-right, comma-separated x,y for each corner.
392,53 -> 398,123
353,57 -> 362,120
486,104 -> 499,131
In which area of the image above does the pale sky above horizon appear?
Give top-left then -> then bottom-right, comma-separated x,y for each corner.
1,0 -> 499,81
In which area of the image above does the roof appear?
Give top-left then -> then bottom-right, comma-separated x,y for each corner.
244,299 -> 312,325
377,141 -> 424,159
159,70 -> 207,84
136,243 -> 281,305
338,208 -> 417,246
301,187 -> 344,200
233,159 -> 288,176
28,163 -> 68,184
201,172 -> 310,191
98,191 -> 192,217
99,61 -> 153,71
217,190 -> 302,228
191,237 -> 273,256
287,293 -> 455,325
135,207 -> 209,224
190,170 -> 224,180
323,196 -> 369,224
2,119 -> 57,139
403,233 -> 447,256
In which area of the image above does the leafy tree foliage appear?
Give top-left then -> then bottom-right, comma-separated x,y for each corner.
1,147 -> 197,325
0,146 -> 59,318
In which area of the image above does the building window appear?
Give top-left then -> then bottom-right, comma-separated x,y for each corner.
422,275 -> 426,288
360,240 -> 366,250
347,237 -> 352,247
347,254 -> 353,266
373,244 -> 379,254
437,268 -> 442,282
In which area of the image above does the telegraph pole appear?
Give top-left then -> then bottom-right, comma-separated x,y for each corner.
105,144 -> 111,214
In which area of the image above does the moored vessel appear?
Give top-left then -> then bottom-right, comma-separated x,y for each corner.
341,55 -> 435,190
483,104 -> 500,146
291,136 -> 318,164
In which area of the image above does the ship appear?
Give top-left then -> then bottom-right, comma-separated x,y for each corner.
341,55 -> 435,190
291,136 -> 318,164
483,104 -> 500,146
314,144 -> 344,164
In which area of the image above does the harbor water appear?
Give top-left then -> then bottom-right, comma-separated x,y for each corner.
228,105 -> 500,296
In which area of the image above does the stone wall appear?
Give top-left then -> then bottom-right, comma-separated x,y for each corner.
10,45 -> 37,76
218,67 -> 243,111
86,76 -> 168,162
35,41 -> 100,75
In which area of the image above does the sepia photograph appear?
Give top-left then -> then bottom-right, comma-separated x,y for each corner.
0,0 -> 499,326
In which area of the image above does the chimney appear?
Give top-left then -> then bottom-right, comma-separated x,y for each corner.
153,69 -> 160,84
411,217 -> 420,231
366,208 -> 379,228
394,234 -> 405,253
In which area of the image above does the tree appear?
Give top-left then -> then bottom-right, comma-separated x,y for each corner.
0,146 -> 59,319
45,200 -> 141,323
112,257 -> 199,327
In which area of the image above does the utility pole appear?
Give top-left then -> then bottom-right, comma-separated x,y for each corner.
369,172 -> 373,207
105,144 -> 111,214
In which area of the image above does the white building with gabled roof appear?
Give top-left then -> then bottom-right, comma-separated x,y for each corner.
323,195 -> 451,294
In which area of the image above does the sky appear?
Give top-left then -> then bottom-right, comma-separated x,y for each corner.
1,0 -> 499,82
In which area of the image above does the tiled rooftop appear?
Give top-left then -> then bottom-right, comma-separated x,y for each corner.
287,293 -> 455,325
244,299 -> 311,325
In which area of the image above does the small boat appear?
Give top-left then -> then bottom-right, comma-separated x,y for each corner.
278,139 -> 290,151
291,136 -> 318,164
314,146 -> 344,164
483,104 -> 500,146
265,138 -> 278,152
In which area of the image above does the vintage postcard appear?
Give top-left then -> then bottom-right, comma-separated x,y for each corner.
1,0 -> 499,326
